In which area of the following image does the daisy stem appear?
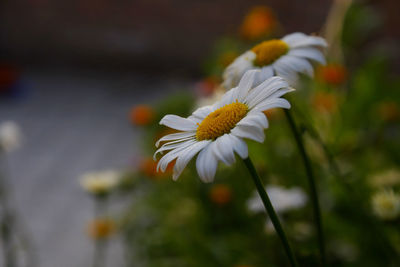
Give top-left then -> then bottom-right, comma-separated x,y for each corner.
283,109 -> 326,266
92,197 -> 108,267
243,157 -> 299,267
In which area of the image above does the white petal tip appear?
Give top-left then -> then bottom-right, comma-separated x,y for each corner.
200,177 -> 213,183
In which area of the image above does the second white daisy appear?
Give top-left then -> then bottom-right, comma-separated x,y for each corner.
154,70 -> 293,182
223,32 -> 327,88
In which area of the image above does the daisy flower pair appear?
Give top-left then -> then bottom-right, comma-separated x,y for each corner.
154,32 -> 327,182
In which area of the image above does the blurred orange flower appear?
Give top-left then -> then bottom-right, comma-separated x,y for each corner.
317,64 -> 347,86
139,157 -> 174,178
87,218 -> 116,240
209,184 -> 232,205
263,108 -> 281,120
195,76 -> 220,97
239,6 -> 277,41
139,158 -> 158,177
312,91 -> 338,113
377,102 -> 400,122
0,64 -> 19,91
129,105 -> 154,126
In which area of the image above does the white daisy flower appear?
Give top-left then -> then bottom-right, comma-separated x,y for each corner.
154,70 -> 293,182
80,170 -> 120,195
247,185 -> 308,214
223,32 -> 327,88
372,190 -> 400,220
0,121 -> 22,153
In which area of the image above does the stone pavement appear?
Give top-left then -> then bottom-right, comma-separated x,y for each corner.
0,67 -> 191,267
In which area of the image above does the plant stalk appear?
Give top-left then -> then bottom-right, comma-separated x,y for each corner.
243,157 -> 299,267
284,109 -> 326,266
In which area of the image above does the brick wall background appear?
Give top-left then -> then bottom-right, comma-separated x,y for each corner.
1,0 -> 398,73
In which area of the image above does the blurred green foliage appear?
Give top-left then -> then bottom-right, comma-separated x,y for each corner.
119,2 -> 400,267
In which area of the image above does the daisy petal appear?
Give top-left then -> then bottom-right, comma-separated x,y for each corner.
172,140 -> 211,180
273,64 -> 298,86
288,35 -> 327,48
196,144 -> 218,183
156,140 -> 197,172
154,138 -> 196,159
191,105 -> 213,120
155,131 -> 196,147
216,87 -> 238,109
264,87 -> 295,100
231,124 -> 265,143
222,51 -> 256,89
160,115 -> 197,131
255,66 -> 274,85
213,134 -> 236,166
288,48 -> 326,64
238,112 -> 269,129
276,55 -> 314,77
253,98 -> 291,111
245,76 -> 289,108
229,134 -> 248,159
282,32 -> 308,44
235,69 -> 259,102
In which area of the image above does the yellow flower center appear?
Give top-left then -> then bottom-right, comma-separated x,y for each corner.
196,102 -> 248,140
251,39 -> 289,66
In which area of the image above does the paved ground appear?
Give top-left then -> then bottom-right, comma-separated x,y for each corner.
0,67 -> 191,267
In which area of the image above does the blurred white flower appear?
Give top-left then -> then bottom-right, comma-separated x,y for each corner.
80,170 -> 120,195
0,121 -> 22,153
248,185 -> 307,214
372,190 -> 400,220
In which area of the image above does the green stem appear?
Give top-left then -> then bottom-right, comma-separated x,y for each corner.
0,172 -> 16,267
92,197 -> 108,267
284,109 -> 326,266
243,157 -> 299,267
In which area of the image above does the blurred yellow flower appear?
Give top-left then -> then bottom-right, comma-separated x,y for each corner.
209,184 -> 232,205
87,218 -> 116,240
80,170 -> 119,195
317,63 -> 347,85
369,169 -> 400,188
239,6 -> 277,41
129,105 -> 155,126
372,190 -> 400,220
